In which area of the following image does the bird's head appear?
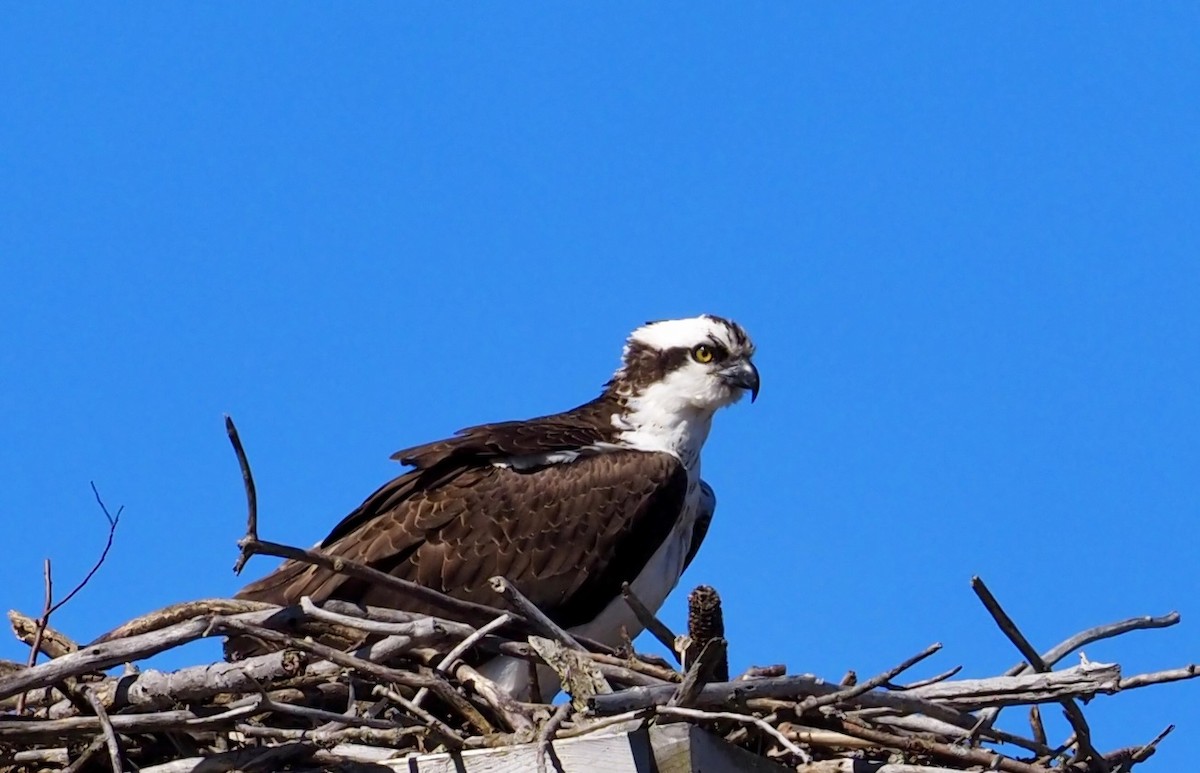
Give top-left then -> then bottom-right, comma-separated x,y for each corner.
608,314 -> 759,413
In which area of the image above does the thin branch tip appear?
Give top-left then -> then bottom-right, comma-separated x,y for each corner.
225,414 -> 259,574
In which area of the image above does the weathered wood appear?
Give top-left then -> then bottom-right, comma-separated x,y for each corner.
66,648 -> 308,714
651,723 -> 789,772
530,635 -> 612,711
0,610 -> 277,703
778,723 -> 877,750
402,725 -> 784,773
589,662 -> 1122,714
906,661 -> 1121,708
0,705 -> 259,741
621,582 -> 680,662
797,762 -> 977,772
403,727 -> 655,772
9,609 -> 79,658
139,743 -> 319,773
669,637 -> 726,708
0,747 -> 70,766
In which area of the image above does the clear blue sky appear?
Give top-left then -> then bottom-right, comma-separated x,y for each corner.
3,3 -> 1197,764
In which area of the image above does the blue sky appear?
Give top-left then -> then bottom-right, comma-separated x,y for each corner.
2,3 -> 1197,764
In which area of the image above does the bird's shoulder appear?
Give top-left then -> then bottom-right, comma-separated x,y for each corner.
389,394 -> 625,471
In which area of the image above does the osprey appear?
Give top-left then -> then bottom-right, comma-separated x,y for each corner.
230,314 -> 758,699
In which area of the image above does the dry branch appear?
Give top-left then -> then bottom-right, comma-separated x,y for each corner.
797,643 -> 941,714
489,576 -> 585,653
621,581 -> 680,662
13,486 -> 120,715
971,576 -> 1105,767
7,583 -> 1189,771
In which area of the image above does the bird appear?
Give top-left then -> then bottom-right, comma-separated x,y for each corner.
228,314 -> 758,700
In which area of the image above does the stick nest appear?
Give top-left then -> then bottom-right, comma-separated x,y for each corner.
1,581 -> 1195,773
1,419 -> 1194,772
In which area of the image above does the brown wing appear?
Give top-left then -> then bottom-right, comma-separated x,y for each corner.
234,450 -> 688,630
390,396 -> 622,471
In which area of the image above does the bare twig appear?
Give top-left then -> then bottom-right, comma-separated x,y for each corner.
1118,664 -> 1200,690
796,642 -> 941,713
490,576 -> 585,652
252,693 -> 402,730
898,665 -> 961,690
55,482 -> 122,614
0,705 -> 262,742
300,596 -> 450,638
1029,704 -> 1046,747
969,577 -> 1046,670
14,560 -> 53,714
226,414 -> 259,575
656,705 -> 810,763
592,665 -> 1119,744
553,708 -> 650,740
82,687 -> 124,773
30,560 -> 53,662
586,651 -> 681,684
0,609 -> 286,703
216,617 -> 496,734
535,701 -> 571,773
233,722 -> 430,745
411,612 -> 511,708
833,716 -> 1047,773
1009,612 -> 1180,677
450,662 -> 537,733
17,487 -> 121,714
669,637 -> 726,708
62,735 -> 108,773
978,610 -> 1182,741
1128,724 -> 1174,764
0,747 -> 70,766
621,582 -> 680,662
970,576 -> 1106,770
370,685 -> 466,750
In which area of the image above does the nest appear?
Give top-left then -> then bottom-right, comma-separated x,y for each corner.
3,578 -> 1196,773
1,419 -> 1195,772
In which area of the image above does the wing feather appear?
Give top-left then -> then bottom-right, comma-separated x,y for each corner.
390,397 -> 621,470
234,450 -> 688,631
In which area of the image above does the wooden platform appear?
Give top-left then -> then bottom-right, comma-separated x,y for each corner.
395,723 -> 786,772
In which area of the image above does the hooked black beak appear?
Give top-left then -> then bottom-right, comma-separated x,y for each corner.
720,359 -> 760,402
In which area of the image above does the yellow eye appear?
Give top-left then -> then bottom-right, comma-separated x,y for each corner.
692,344 -> 714,364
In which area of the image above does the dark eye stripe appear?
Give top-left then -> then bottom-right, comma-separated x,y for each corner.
704,336 -> 730,362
